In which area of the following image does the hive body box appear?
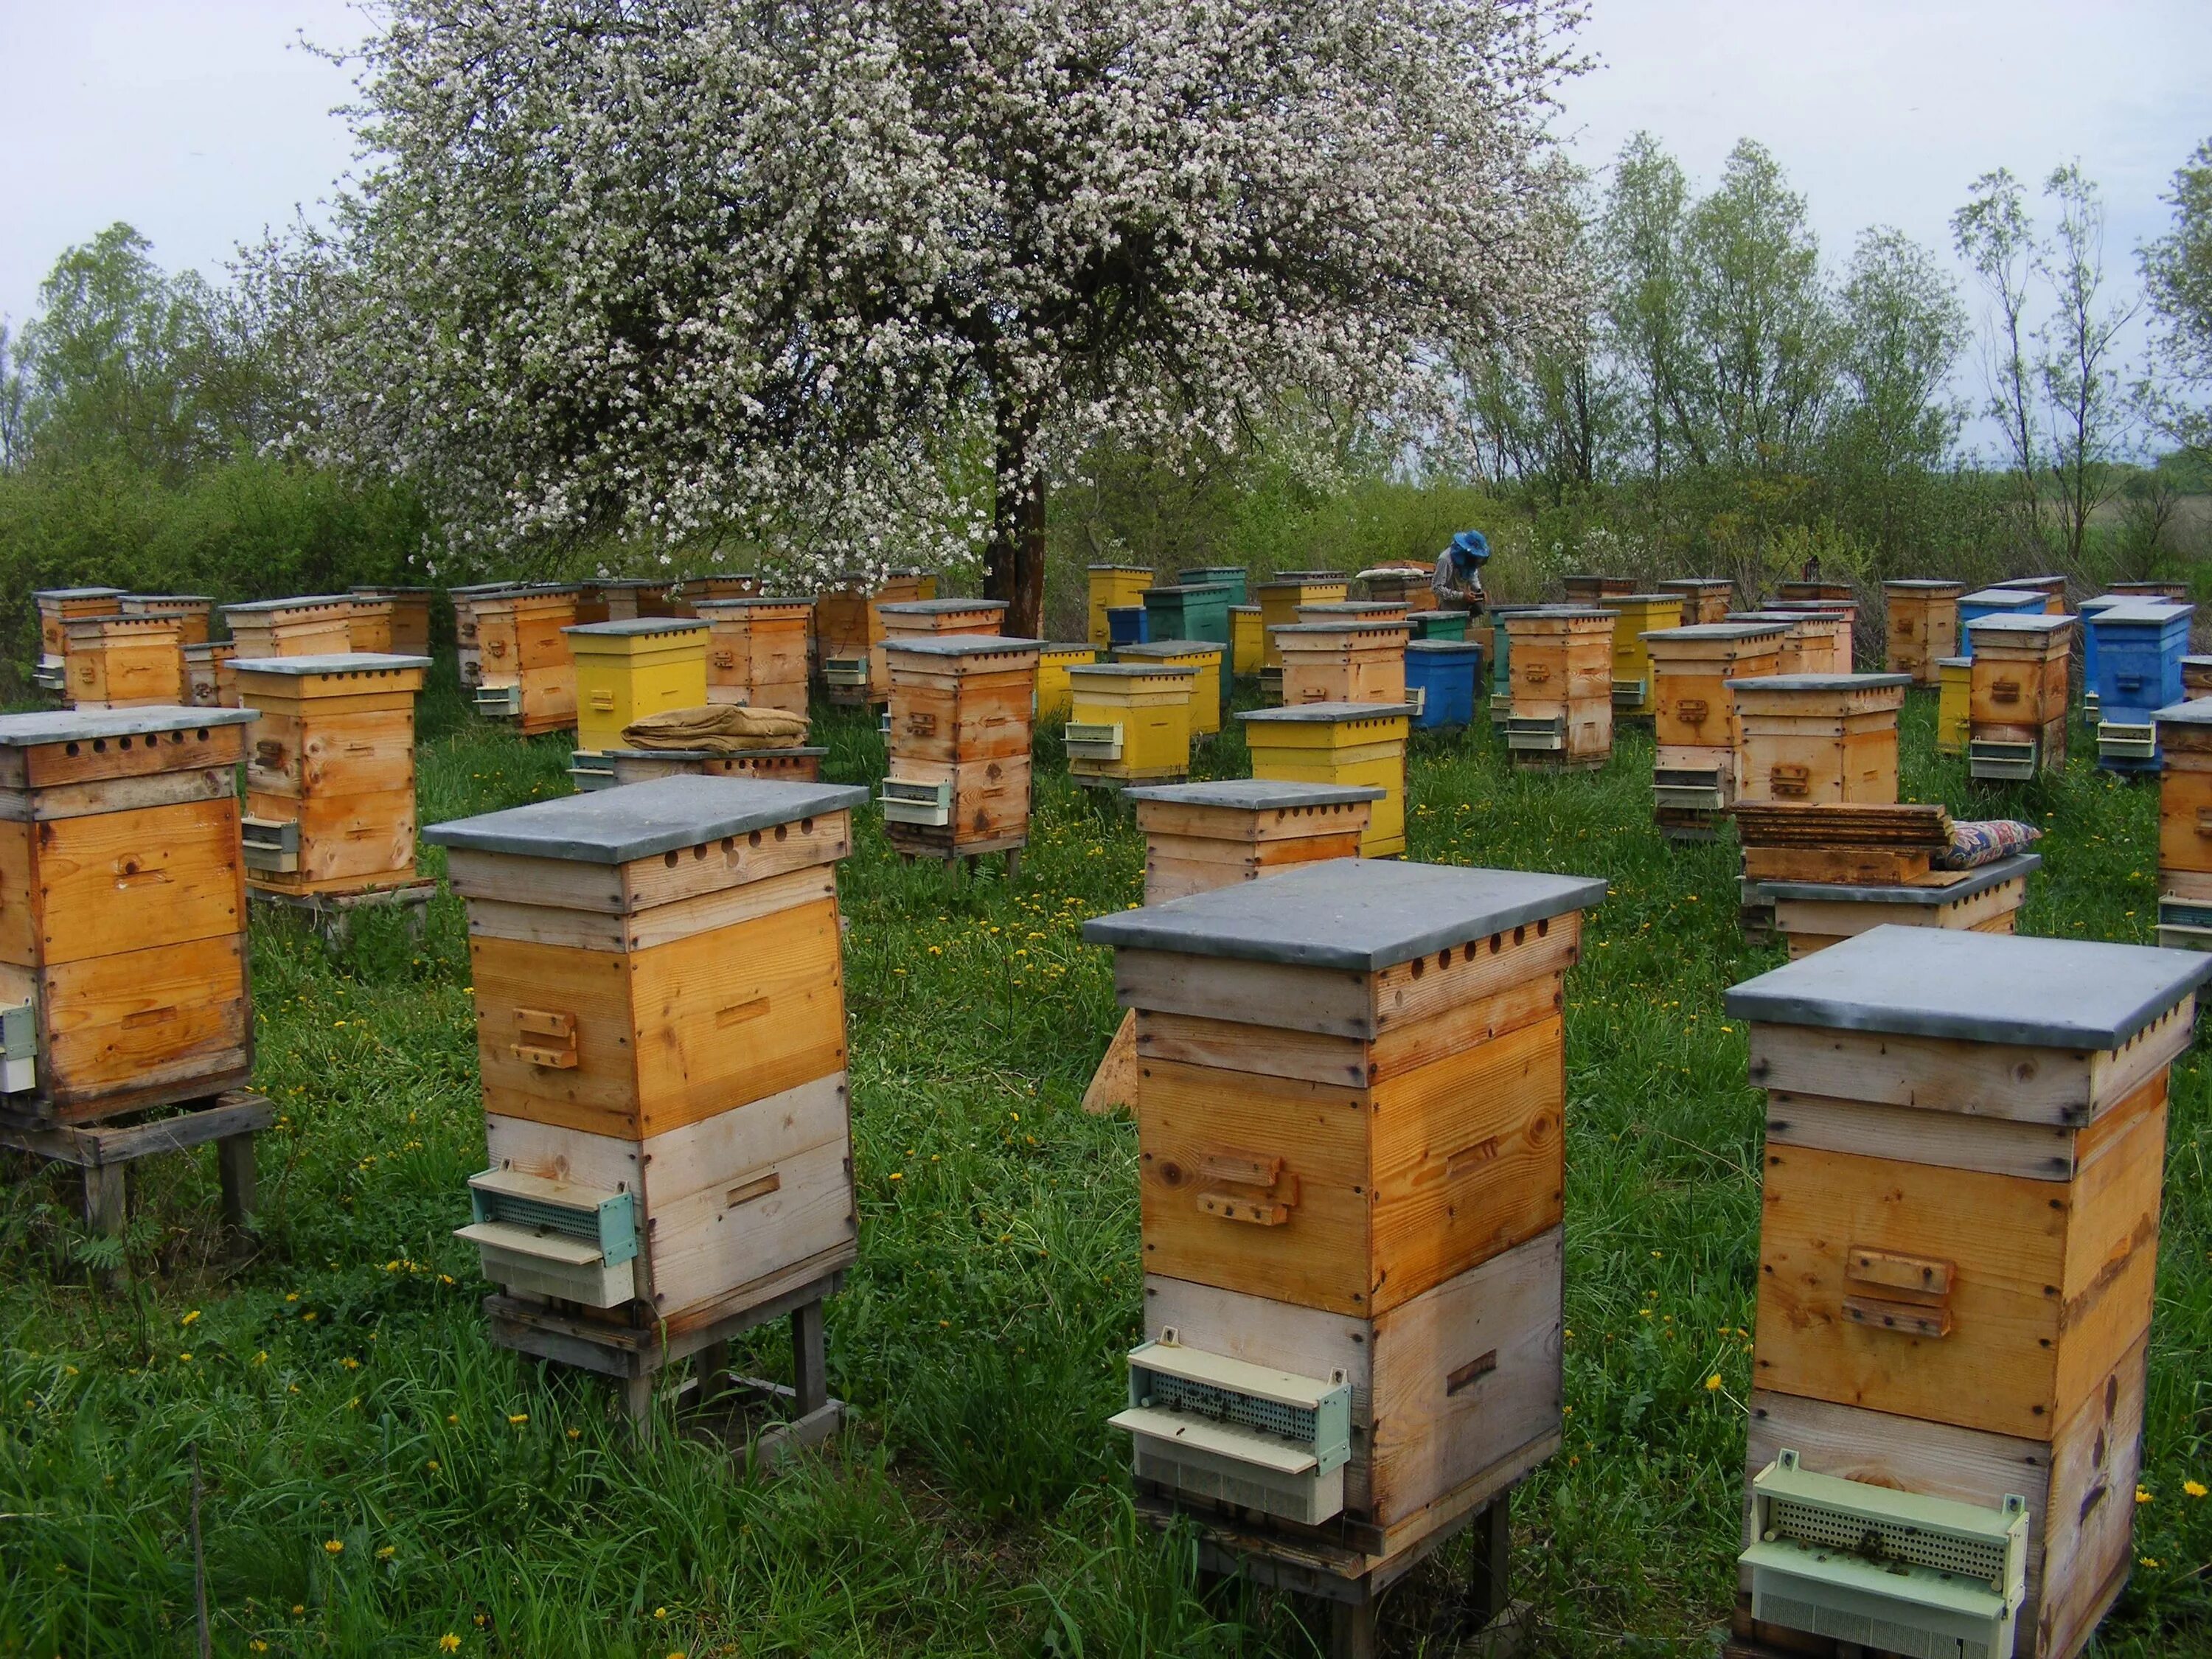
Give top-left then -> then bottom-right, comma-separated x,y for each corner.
1659,578 -> 1734,625
1407,609 -> 1470,642
1229,608 -> 1265,676
588,748 -> 825,791
1125,781 -> 1381,903
1241,703 -> 1413,858
2075,595 -> 2126,717
2087,602 -> 2191,773
1034,644 -> 1098,720
1728,613 -> 1812,675
119,594 -> 215,647
1086,860 -> 1603,1544
880,597 -> 1009,641
1143,582 -> 1234,647
0,707 -> 260,1121
590,579 -> 681,621
1483,604 -> 1548,726
1729,675 -> 1907,807
1966,613 -> 2076,782
1644,622 -> 1789,837
815,570 -> 934,704
1273,620 -> 1410,711
1727,929 -> 2206,1659
33,588 -> 127,692
1405,639 -> 1482,730
448,582 -> 515,689
1067,664 -> 1195,787
341,596 -> 397,655
64,616 -> 184,709
184,643 -> 240,709
1957,588 -> 2048,655
2188,657 -> 2212,699
1119,641 -> 1226,735
1605,594 -> 1686,717
1758,853 -> 2039,959
1298,600 -> 1413,627
1356,566 -> 1427,608
695,598 -> 813,717
684,574 -> 761,606
880,635 -> 1040,862
1180,566 -> 1250,606
563,620 -> 710,755
234,654 -> 429,896
1257,577 -> 1352,669
427,778 -> 866,1330
1107,605 -> 1150,649
1883,581 -> 1965,686
1770,608 -> 1853,675
1088,566 -> 1155,647
1937,657 -> 1972,756
2152,698 -> 2212,948
1562,575 -> 1636,603
348,585 -> 434,654
223,596 -> 355,659
1502,608 -> 1615,768
477,587 -> 585,734
1994,574 -> 2069,613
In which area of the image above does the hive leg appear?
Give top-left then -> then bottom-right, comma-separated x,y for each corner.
695,1338 -> 730,1407
791,1300 -> 828,1417
622,1371 -> 655,1433
1004,848 -> 1021,884
1328,1598 -> 1377,1659
215,1131 -> 257,1261
1465,1489 -> 1511,1632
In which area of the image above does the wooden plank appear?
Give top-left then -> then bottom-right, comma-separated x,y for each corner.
469,936 -> 641,1136
39,935 -> 252,1107
465,866 -> 836,953
0,819 -> 32,965
33,796 -> 245,964
2051,1088 -> 2164,1430
642,1133 -> 855,1318
2037,1332 -> 2146,1659
1748,1024 -> 2098,1127
1765,1091 -> 2081,1181
1369,914 -> 1579,1036
1116,948 -> 1374,1039
0,767 -> 236,824
19,721 -> 246,789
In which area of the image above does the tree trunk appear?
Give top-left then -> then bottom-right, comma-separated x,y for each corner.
984,394 -> 1047,638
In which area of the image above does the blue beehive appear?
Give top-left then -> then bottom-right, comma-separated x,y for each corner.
2091,600 -> 2194,772
1955,588 -> 2045,658
1107,605 -> 1150,648
1405,639 -> 1483,730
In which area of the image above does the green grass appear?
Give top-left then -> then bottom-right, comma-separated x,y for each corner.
2,673 -> 2209,1658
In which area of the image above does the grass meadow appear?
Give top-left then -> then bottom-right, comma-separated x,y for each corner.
1,673 -> 2208,1658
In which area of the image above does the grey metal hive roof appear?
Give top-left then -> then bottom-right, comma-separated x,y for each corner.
229,653 -> 433,675
880,598 -> 1009,615
560,618 -> 709,637
691,596 -> 813,611
2155,696 -> 2212,728
1082,856 -> 1607,971
1406,639 -> 1482,655
0,707 -> 258,746
422,774 -> 869,863
882,633 -> 1043,657
1641,622 -> 1791,641
1068,662 -> 1194,678
1882,579 -> 1967,591
1121,779 -> 1385,810
1959,588 -> 2048,607
1239,701 -> 1417,723
601,745 -> 827,761
1724,923 -> 2212,1048
1116,639 -> 1223,658
223,594 -> 354,613
1964,611 -> 2077,635
1268,621 -> 1411,636
1723,672 -> 1912,692
33,587 -> 127,599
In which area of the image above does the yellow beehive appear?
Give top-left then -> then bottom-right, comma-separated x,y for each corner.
563,619 -> 711,755
1256,575 -> 1352,669
1728,673 -> 1908,806
1240,701 -> 1413,857
1273,620 -> 1410,710
1087,566 -> 1155,647
1883,580 -> 1964,686
1966,613 -> 2075,782
32,588 -> 126,692
1604,594 -> 1686,717
119,594 -> 215,647
1117,641 -> 1226,736
695,597 -> 813,717
221,596 -> 356,658
1503,607 -> 1615,770
63,616 -> 185,709
1937,655 -> 1972,755
1035,644 -> 1099,720
1066,663 -> 1194,787
1229,605 -> 1264,676
235,653 -> 430,896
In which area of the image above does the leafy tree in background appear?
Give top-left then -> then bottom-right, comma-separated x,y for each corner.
2140,136 -> 2212,467
2036,163 -> 2136,567
1952,169 -> 2045,539
1599,133 -> 1694,518
0,323 -> 27,472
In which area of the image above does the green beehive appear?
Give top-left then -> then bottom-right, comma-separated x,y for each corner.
1142,582 -> 1234,647
1178,567 -> 1249,606
1407,609 -> 1468,642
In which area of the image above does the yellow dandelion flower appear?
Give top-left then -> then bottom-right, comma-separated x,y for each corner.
377,1545 -> 395,1560
2187,1480 -> 2208,1499
1705,1374 -> 1724,1391
2137,1486 -> 2154,1505
180,1310 -> 201,1326
440,1638 -> 462,1654
324,1540 -> 345,1555
507,1413 -> 528,1425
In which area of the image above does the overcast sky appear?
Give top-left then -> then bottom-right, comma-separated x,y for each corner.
5,1 -> 2211,455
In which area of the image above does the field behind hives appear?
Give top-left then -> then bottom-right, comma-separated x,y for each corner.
1,678 -> 2207,1658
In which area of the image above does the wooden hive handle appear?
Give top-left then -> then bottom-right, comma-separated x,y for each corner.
510,1008 -> 579,1069
1677,698 -> 1708,723
1843,1242 -> 1954,1338
1194,1150 -> 1298,1225
1992,679 -> 2020,703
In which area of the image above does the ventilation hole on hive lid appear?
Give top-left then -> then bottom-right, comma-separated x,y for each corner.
1538,917 -> 1549,937
1489,933 -> 1501,953
775,824 -> 788,841
1409,958 -> 1424,980
664,852 -> 680,868
749,831 -> 762,847
65,742 -> 79,757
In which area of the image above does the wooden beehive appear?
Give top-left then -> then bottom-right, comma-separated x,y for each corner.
1229,607 -> 1264,677
1036,643 -> 1099,720
590,747 -> 826,790
880,598 -> 1009,640
1938,656 -> 1972,756
2153,697 -> 2212,948
1882,580 -> 1964,686
448,581 -> 516,688
1501,607 -> 1615,769
1729,674 -> 1907,806
32,588 -> 125,693
1605,594 -> 1686,717
221,595 -> 356,658
1644,621 -> 1789,838
64,616 -> 184,709
591,578 -> 681,621
1257,577 -> 1352,669
1773,580 -> 1856,604
1993,574 -> 2068,614
815,570 -> 937,704
1086,859 -> 1603,1540
119,594 -> 215,647
1562,575 -> 1636,603
1356,566 -> 1428,608
1296,599 -> 1413,627
348,585 -> 435,654
683,573 -> 761,606
1127,780 -> 1380,903
1658,577 -> 1734,625
234,653 -> 429,895
184,643 -> 239,709
1966,612 -> 2076,782
0,706 -> 259,1121
480,586 -> 585,735
1067,663 -> 1194,787
880,634 -> 1040,863
1273,619 -> 1410,711
563,619 -> 710,755
695,597 -> 813,717
426,777 -> 867,1330
1088,566 -> 1155,647
2188,656 -> 2212,699
1728,611 -> 1812,675
1728,928 -> 2206,1659
1117,641 -> 1227,736
343,596 -> 397,653
1770,605 -> 1854,674
1240,703 -> 1413,857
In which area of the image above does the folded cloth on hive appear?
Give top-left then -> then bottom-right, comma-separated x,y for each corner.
622,704 -> 811,753
1933,818 -> 2042,870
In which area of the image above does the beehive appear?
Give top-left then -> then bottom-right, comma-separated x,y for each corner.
1067,663 -> 1195,787
221,595 -> 355,658
1240,703 -> 1413,857
1356,566 -> 1429,608
184,643 -> 239,709
2077,594 -> 2127,718
1035,644 -> 1098,720
589,747 -> 826,790
1562,575 -> 1636,603
1107,605 -> 1150,649
32,588 -> 126,692
1405,640 -> 1482,730
815,570 -> 936,704
0,706 -> 259,1121
1993,574 -> 2068,613
499,586 -> 586,734
1769,606 -> 1853,674
1273,619 -> 1410,711
1643,622 -> 1790,838
1658,577 -> 1734,625
448,581 -> 517,688
1605,593 -> 1686,717
1179,566 -> 1250,606
1143,583 -> 1234,648
344,586 -> 434,655
1728,928 -> 2205,1659
1087,859 -> 1603,1537
1728,611 -> 1812,675
1883,580 -> 1965,686
1125,780 -> 1381,902
63,616 -> 184,709
1966,613 -> 2076,782
1773,580 -> 1856,604
1729,674 -> 1908,807
426,777 -> 866,1332
2088,602 -> 2191,773
1957,587 -> 2047,655
2188,656 -> 2212,699
1088,566 -> 1155,647
1938,657 -> 1972,756
1406,610 -> 1470,642
1297,599 -> 1413,627
563,620 -> 711,756
1501,607 -> 1615,769
692,597 -> 813,717
2153,698 -> 2212,948
880,598 -> 1009,641
119,594 -> 215,647
1484,604 -> 1551,726
1257,576 -> 1352,669
1119,641 -> 1227,735
880,634 -> 1040,862
684,573 -> 760,605
590,578 -> 681,621
234,653 -> 429,896
343,595 -> 397,653
1229,607 -> 1265,677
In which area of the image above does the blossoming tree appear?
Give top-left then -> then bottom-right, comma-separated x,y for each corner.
274,0 -> 1585,628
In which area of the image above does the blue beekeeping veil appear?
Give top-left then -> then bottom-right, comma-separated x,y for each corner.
1450,529 -> 1490,566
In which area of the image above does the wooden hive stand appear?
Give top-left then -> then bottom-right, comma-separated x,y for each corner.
879,634 -> 1040,875
234,653 -> 436,943
1119,640 -> 1228,735
1883,580 -> 1965,686
695,597 -> 815,717
1644,622 -> 1789,840
1658,577 -> 1735,626
1500,607 -> 1615,770
425,775 -> 869,1447
1085,858 -> 1605,1659
1603,593 -> 1686,719
1067,662 -> 1196,791
2086,601 -> 2191,773
221,595 -> 356,659
32,588 -> 126,695
1724,929 -> 2207,1659
1087,565 -> 1156,649
2153,697 -> 2212,948
1240,703 -> 1413,857
563,619 -> 711,787
1964,613 -> 2076,782
63,616 -> 185,710
1035,643 -> 1099,720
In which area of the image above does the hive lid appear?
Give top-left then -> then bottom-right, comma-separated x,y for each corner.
1239,701 -> 1417,723
1040,640 -> 1097,655
692,595 -> 814,611
2088,600 -> 2193,624
1723,672 -> 1912,692
2155,696 -> 2212,727
1641,622 -> 1790,642
125,593 -> 217,604
1295,600 -> 1407,615
349,583 -> 436,594
1751,852 -> 2041,906
1083,857 -> 1606,971
1658,576 -> 1733,587
448,580 -> 528,596
560,618 -> 710,637
880,597 -> 1010,615
1964,611 -> 2078,636
1068,661 -> 1195,679
590,577 -> 669,590
882,633 -> 1044,657
602,745 -> 828,761
1959,587 -> 2048,607
35,585 -> 128,599
0,706 -> 258,747
1937,655 -> 1970,668
1405,609 -> 1465,622
1724,924 -> 2212,1048
231,653 -> 434,675
1994,574 -> 2067,588
1268,620 -> 1411,636
1143,582 -> 1234,598
423,774 -> 868,863
222,594 -> 354,613
1609,593 -> 1686,605
1116,639 -> 1223,658
1406,639 -> 1483,655
1882,578 -> 1968,591
1503,605 -> 1617,622
1726,611 -> 1804,623
1123,779 -> 1385,810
